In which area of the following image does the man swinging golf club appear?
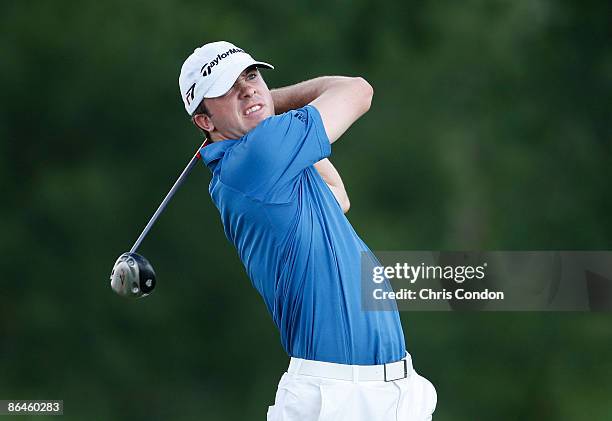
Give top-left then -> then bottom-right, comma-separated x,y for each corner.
178,41 -> 437,420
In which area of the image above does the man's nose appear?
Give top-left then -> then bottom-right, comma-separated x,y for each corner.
237,81 -> 256,98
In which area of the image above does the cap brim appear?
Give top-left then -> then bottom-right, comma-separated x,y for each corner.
204,59 -> 274,99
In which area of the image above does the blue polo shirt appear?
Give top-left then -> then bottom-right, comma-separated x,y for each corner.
201,105 -> 405,364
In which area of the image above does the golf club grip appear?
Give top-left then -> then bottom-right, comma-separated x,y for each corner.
130,143 -> 206,253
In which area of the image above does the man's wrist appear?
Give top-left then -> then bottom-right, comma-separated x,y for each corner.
271,88 -> 302,114
271,83 -> 315,114
271,77 -> 342,114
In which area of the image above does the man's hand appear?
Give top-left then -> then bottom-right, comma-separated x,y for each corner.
271,76 -> 373,143
314,159 -> 350,213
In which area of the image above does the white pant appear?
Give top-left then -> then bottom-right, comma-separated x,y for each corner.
267,355 -> 437,421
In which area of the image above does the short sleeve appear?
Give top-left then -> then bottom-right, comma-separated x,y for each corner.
220,105 -> 331,199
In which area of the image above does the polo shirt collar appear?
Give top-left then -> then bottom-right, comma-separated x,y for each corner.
200,139 -> 238,172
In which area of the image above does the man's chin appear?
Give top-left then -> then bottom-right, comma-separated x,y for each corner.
246,115 -> 270,131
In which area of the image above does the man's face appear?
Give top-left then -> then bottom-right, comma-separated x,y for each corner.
202,67 -> 274,141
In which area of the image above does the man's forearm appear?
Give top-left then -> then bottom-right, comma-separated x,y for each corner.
271,76 -> 358,114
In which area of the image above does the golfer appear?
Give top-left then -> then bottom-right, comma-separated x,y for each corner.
179,41 -> 437,420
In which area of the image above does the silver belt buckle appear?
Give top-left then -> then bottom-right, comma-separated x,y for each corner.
384,359 -> 408,382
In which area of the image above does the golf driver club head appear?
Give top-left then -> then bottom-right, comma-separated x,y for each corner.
110,252 -> 156,298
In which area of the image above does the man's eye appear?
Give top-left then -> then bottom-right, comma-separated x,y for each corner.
247,72 -> 257,80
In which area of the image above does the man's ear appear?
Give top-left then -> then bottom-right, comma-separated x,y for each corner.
193,114 -> 214,132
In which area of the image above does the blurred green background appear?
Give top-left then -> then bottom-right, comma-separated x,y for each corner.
1,0 -> 611,420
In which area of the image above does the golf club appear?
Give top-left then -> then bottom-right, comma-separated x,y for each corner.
109,141 -> 207,298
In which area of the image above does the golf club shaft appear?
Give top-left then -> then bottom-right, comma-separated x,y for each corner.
130,141 -> 207,253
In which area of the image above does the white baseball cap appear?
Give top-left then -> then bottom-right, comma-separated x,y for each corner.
179,41 -> 274,115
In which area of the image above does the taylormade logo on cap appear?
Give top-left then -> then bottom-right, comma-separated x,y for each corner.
178,41 -> 274,115
200,47 -> 245,77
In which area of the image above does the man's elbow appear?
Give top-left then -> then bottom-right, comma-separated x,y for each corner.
341,197 -> 351,214
353,77 -> 373,114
